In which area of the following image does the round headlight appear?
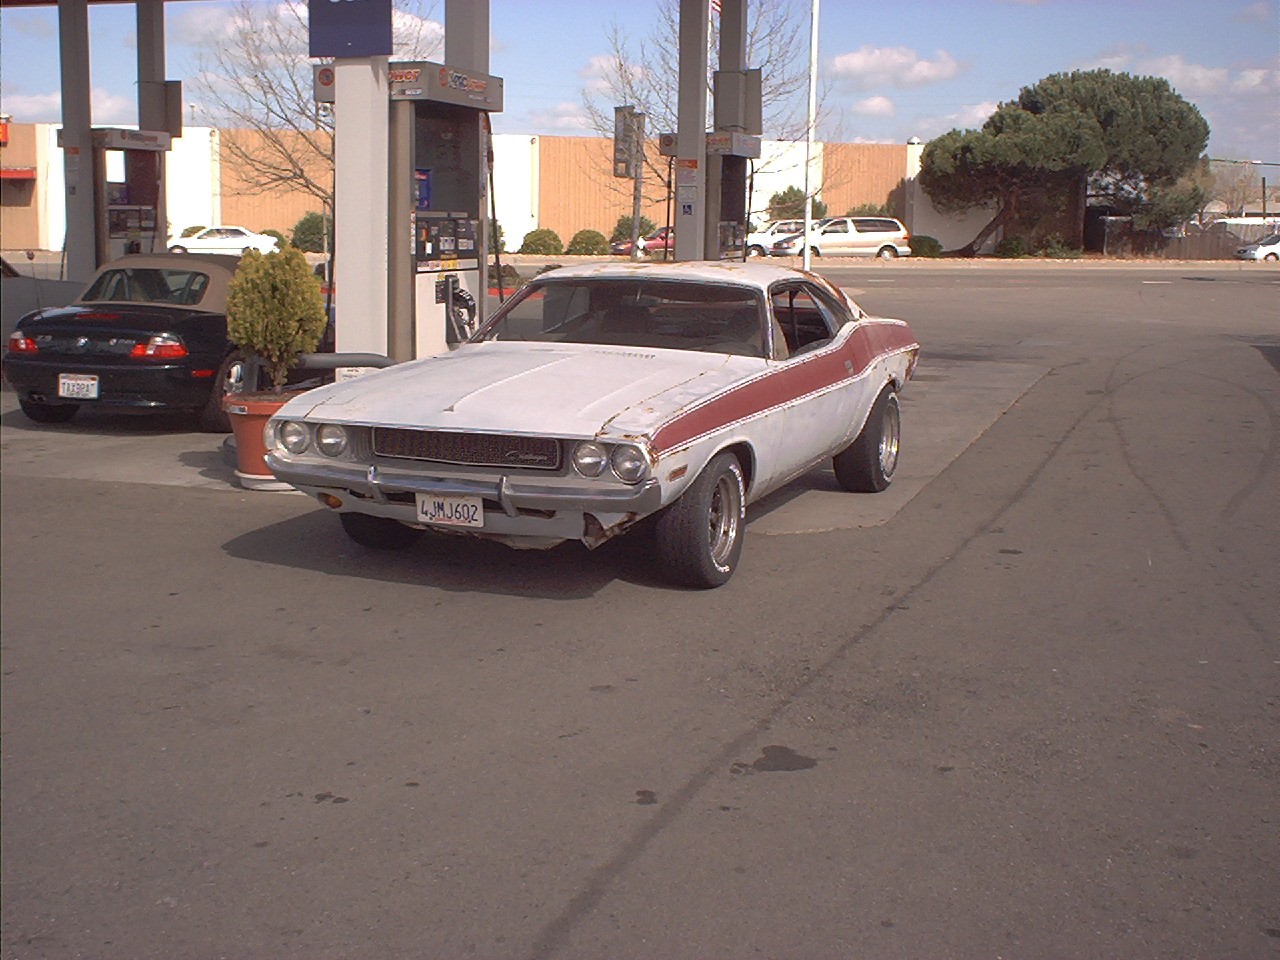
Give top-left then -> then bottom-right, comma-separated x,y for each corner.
610,444 -> 649,484
573,441 -> 608,477
316,423 -> 348,457
280,420 -> 310,454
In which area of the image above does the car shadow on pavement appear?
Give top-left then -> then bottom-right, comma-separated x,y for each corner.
220,509 -> 670,599
0,403 -> 198,436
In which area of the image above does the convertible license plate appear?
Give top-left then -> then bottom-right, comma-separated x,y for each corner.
58,374 -> 99,399
415,493 -> 483,528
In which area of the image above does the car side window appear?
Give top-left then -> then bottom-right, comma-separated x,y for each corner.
822,220 -> 849,234
770,282 -> 840,358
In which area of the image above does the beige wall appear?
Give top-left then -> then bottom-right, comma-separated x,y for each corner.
0,123 -> 44,251
535,136 -> 672,245
218,129 -> 332,237
821,143 -> 909,217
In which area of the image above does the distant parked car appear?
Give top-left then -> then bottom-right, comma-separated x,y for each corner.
168,226 -> 280,256
613,226 -> 676,257
1234,233 -> 1280,261
771,217 -> 911,259
745,220 -> 804,258
3,253 -> 246,431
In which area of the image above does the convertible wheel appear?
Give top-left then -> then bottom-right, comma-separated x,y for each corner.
654,451 -> 746,588
196,350 -> 245,433
18,397 -> 79,424
834,385 -> 900,492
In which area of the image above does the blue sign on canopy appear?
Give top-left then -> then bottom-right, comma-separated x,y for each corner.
308,0 -> 393,58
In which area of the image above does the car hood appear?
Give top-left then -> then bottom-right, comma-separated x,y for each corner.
286,341 -> 764,441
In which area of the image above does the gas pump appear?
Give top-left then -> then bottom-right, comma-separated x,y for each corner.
58,127 -> 170,264
706,131 -> 759,260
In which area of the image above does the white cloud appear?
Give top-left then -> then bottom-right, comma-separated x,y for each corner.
851,96 -> 895,117
1234,2 -> 1271,22
0,87 -> 134,125
528,102 -> 592,132
8,13 -> 55,40
1082,48 -> 1277,99
911,101 -> 999,139
579,55 -> 645,95
829,46 -> 962,90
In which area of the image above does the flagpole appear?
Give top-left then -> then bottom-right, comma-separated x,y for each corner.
802,0 -> 819,272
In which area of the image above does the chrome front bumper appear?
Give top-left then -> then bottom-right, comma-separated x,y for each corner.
265,454 -> 663,518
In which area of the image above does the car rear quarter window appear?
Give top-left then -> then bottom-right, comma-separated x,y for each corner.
855,219 -> 903,233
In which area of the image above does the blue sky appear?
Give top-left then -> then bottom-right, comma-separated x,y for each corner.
1,0 -> 1276,161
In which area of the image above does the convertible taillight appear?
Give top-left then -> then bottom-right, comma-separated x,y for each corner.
130,334 -> 189,359
8,330 -> 38,354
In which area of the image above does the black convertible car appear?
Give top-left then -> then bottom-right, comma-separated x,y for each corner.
3,253 -> 245,431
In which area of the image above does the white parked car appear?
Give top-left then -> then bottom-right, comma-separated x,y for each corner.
264,261 -> 919,588
745,220 -> 805,258
168,226 -> 280,256
771,217 -> 912,259
1234,233 -> 1280,261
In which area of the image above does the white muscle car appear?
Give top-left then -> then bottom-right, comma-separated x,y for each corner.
264,261 -> 919,587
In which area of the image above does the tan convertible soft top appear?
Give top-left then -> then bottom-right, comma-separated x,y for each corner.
73,253 -> 242,311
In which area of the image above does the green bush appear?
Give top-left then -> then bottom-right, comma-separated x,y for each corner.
995,236 -> 1031,258
489,219 -> 505,254
259,228 -> 289,250
845,202 -> 890,217
1036,234 -> 1083,259
226,247 -> 327,391
909,235 -> 943,258
610,215 -> 656,243
488,262 -> 522,290
291,211 -> 333,253
519,228 -> 563,255
536,263 -> 564,276
566,229 -> 609,255
768,186 -> 827,221
180,225 -> 206,238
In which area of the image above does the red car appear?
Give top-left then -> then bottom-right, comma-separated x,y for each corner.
610,226 -> 675,257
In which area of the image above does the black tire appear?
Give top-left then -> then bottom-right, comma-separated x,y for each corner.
653,451 -> 746,588
1265,253 -> 1278,262
18,397 -> 79,424
746,245 -> 767,258
195,350 -> 246,432
339,512 -> 426,550
168,245 -> 187,254
877,246 -> 899,259
834,386 -> 900,492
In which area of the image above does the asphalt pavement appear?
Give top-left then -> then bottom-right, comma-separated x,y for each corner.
2,261 -> 1277,959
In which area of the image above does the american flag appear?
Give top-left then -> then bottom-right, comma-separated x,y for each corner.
710,0 -> 721,13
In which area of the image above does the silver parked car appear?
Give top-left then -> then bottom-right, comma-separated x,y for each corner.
771,217 -> 911,259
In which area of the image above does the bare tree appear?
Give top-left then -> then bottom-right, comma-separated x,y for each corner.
187,1 -> 442,214
580,0 -> 820,199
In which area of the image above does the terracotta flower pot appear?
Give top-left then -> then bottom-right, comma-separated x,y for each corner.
223,393 -> 296,491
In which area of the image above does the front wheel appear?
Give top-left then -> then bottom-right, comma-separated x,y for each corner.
1265,253 -> 1278,261
168,245 -> 187,254
746,245 -> 767,258
653,451 -> 746,588
339,512 -> 426,550
18,398 -> 79,424
834,386 -> 900,492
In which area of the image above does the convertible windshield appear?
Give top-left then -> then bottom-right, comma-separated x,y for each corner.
478,278 -> 766,357
82,268 -> 211,306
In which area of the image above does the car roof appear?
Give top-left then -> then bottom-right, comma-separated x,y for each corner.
533,259 -> 820,292
74,253 -> 241,309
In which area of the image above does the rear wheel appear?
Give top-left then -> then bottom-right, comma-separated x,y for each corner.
746,245 -> 767,258
18,398 -> 79,424
653,451 -> 746,588
196,350 -> 245,432
877,246 -> 899,259
168,245 -> 187,254
833,386 -> 900,492
339,512 -> 426,550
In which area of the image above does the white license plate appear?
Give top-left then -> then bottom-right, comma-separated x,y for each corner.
415,493 -> 483,528
58,373 -> 99,399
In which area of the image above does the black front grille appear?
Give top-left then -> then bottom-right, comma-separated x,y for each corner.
373,427 -> 562,470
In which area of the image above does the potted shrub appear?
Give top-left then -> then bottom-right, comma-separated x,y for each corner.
222,247 -> 327,489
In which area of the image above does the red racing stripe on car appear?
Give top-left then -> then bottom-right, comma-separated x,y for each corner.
652,320 -> 917,455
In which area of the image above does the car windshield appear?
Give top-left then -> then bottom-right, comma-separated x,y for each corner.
478,278 -> 767,357
82,267 -> 211,306
1258,234 -> 1280,245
